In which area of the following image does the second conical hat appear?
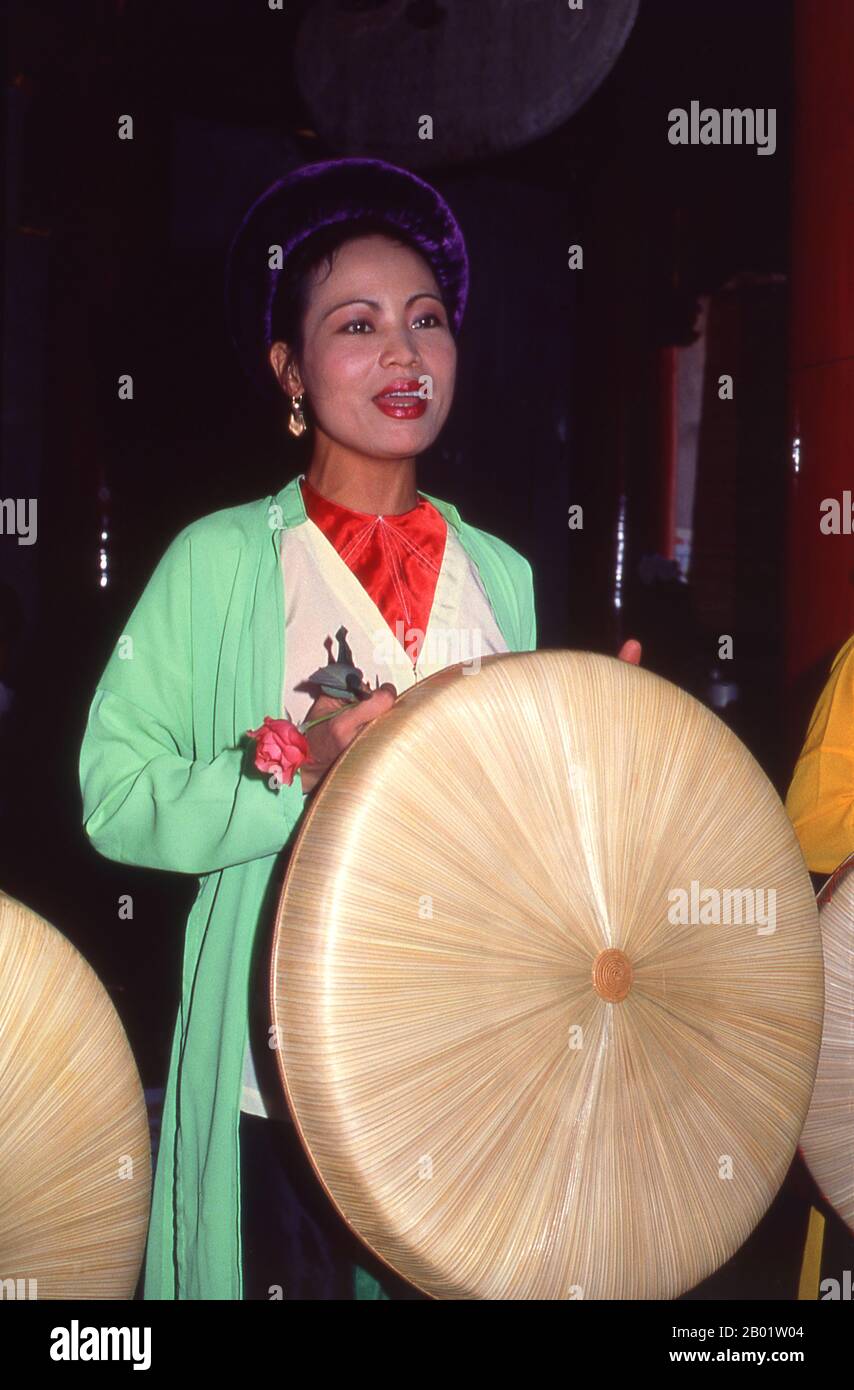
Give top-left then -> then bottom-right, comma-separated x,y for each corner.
271,651 -> 823,1299
0,891 -> 151,1298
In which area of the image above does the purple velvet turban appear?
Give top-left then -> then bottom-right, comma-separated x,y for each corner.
224,157 -> 470,400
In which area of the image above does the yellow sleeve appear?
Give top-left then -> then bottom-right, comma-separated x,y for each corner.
785,635 -> 854,874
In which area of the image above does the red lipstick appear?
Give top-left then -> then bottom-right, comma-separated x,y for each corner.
372,378 -> 429,420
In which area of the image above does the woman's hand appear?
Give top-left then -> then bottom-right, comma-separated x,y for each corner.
298,682 -> 398,794
618,639 -> 642,665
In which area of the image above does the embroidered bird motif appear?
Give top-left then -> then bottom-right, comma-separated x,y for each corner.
304,626 -> 373,701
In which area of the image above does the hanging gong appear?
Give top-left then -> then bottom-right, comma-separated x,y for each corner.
0,891 -> 151,1298
270,651 -> 823,1299
295,0 -> 641,168
800,853 -> 854,1233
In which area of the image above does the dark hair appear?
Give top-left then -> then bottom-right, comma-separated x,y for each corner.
269,215 -> 451,371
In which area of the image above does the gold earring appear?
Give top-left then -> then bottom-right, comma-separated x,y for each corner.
288,391 -> 307,438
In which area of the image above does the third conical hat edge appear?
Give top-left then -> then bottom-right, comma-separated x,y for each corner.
800,853 -> 854,1233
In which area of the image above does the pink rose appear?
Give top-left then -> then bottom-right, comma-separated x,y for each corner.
246,716 -> 312,788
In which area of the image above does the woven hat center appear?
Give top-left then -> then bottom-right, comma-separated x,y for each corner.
592,948 -> 633,1002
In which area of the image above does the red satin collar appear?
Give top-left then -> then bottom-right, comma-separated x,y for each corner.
300,476 -> 447,662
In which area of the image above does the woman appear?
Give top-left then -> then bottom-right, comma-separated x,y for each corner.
79,158 -> 639,1301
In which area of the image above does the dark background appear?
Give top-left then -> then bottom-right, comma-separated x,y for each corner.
1,0 -> 850,1301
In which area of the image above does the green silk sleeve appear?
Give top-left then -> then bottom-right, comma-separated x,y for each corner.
353,1264 -> 392,1300
78,530 -> 302,876
520,554 -> 537,651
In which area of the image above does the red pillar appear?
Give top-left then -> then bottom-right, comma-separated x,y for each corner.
786,1 -> 854,725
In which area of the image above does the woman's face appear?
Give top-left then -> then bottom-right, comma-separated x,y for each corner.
278,233 -> 457,461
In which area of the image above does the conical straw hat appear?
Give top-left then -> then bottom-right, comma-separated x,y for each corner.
0,891 -> 151,1298
800,853 -> 854,1232
271,651 -> 823,1299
